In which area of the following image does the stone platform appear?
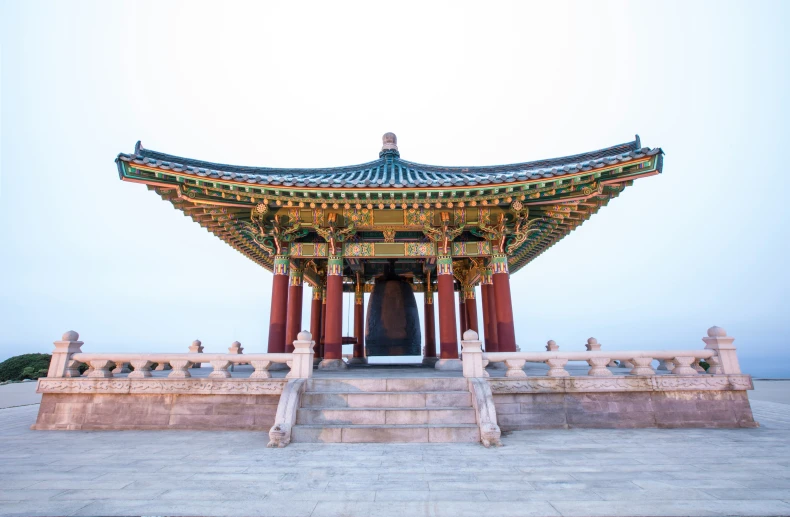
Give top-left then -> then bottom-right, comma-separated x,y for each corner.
31,364 -> 757,434
1,386 -> 789,517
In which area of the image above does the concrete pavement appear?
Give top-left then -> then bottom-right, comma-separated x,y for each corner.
0,381 -> 789,516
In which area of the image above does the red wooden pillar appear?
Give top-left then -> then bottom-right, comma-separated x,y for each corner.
320,256 -> 346,369
267,255 -> 290,353
436,256 -> 460,364
350,276 -> 367,364
481,268 -> 499,352
423,273 -> 437,365
284,262 -> 303,353
309,285 -> 322,360
465,286 -> 479,335
492,254 -> 516,352
458,293 -> 467,336
319,286 -> 327,359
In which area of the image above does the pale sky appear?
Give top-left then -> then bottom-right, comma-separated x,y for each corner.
1,0 -> 788,376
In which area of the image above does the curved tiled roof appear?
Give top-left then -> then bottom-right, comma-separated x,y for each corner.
117,135 -> 662,189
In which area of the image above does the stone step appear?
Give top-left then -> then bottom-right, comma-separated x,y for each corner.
296,407 -> 477,425
306,378 -> 469,393
291,423 -> 480,443
301,391 -> 472,409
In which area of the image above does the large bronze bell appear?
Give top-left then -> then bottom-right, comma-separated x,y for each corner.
365,272 -> 421,356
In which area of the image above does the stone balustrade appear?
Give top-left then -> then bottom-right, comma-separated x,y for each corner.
46,331 -> 316,380
461,326 -> 740,379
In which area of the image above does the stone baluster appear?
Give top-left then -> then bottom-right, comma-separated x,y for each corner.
461,330 -> 486,378
702,326 -> 740,374
546,358 -> 569,377
657,359 -> 674,371
47,331 -> 83,378
168,360 -> 192,378
111,362 -> 130,375
209,360 -> 232,379
81,366 -> 94,377
629,357 -> 655,376
618,359 -> 634,369
128,360 -> 153,378
504,359 -> 527,378
64,359 -> 82,378
586,338 -> 617,367
189,339 -> 204,368
286,331 -> 315,379
587,357 -> 613,377
707,353 -> 723,374
251,360 -> 272,379
692,359 -> 705,373
87,359 -> 113,378
154,362 -> 171,371
546,340 -> 559,351
585,337 -> 601,351
671,356 -> 697,376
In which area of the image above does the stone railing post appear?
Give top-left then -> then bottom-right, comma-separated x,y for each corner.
546,340 -> 559,352
189,339 -> 204,368
703,326 -> 740,374
286,331 -> 315,379
47,331 -> 83,378
461,330 -> 486,378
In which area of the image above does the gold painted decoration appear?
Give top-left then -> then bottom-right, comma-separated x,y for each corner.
343,207 -> 373,227
505,213 -> 543,255
422,211 -> 464,255
327,256 -> 343,276
273,255 -> 290,276
453,208 -> 466,226
382,228 -> 396,243
404,207 -> 434,226
344,243 -> 374,257
405,242 -> 434,256
240,211 -> 307,257
491,253 -> 509,275
436,255 -> 453,276
478,207 -> 491,225
315,212 -> 356,255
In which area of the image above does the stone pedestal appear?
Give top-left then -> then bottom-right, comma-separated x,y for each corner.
435,359 -> 463,370
318,359 -> 347,370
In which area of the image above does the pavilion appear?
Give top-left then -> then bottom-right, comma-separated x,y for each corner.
115,133 -> 664,370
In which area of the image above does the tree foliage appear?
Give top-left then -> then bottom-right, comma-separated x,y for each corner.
0,353 -> 52,382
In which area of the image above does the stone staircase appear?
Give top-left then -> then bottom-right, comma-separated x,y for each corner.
291,377 -> 480,443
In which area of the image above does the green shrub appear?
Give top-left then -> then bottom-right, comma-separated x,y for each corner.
0,353 -> 52,382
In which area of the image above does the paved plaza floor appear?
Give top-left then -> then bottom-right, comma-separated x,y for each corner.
0,379 -> 789,517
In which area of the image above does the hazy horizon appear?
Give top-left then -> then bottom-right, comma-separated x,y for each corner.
1,1 -> 788,377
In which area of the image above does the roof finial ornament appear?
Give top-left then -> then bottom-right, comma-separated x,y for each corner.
380,132 -> 399,158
